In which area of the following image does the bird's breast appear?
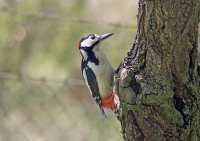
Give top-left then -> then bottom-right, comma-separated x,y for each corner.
87,58 -> 114,97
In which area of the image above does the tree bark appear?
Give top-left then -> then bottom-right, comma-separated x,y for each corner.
117,0 -> 200,140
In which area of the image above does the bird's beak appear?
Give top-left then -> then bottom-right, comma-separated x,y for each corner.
99,33 -> 114,41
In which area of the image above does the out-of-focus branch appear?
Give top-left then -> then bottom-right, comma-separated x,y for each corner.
0,71 -> 84,86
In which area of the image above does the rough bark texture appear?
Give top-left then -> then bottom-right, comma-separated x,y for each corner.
117,0 -> 200,140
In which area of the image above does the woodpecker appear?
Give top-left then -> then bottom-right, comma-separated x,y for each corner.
77,33 -> 120,117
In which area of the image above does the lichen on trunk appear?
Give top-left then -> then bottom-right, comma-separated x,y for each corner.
117,0 -> 200,140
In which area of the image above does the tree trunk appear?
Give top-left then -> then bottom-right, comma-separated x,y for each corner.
117,0 -> 200,140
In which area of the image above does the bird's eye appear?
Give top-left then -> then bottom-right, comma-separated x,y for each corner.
90,34 -> 95,40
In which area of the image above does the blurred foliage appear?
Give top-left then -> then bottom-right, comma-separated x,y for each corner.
0,0 -> 137,140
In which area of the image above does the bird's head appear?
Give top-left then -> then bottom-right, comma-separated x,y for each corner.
77,33 -> 113,51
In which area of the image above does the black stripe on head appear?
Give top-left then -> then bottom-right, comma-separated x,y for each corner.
79,34 -> 99,49
80,33 -> 95,44
80,35 -> 89,43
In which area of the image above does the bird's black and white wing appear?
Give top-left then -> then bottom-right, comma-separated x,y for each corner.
82,66 -> 106,117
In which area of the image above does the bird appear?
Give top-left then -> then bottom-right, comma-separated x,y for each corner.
77,33 -> 120,117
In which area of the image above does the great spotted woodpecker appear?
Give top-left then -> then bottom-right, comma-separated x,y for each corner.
77,33 -> 120,117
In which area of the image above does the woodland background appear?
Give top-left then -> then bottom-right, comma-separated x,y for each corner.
0,0 -> 138,141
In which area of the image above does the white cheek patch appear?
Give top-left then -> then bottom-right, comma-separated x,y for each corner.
81,38 -> 98,47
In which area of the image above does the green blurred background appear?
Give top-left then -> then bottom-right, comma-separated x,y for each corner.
0,0 -> 138,141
